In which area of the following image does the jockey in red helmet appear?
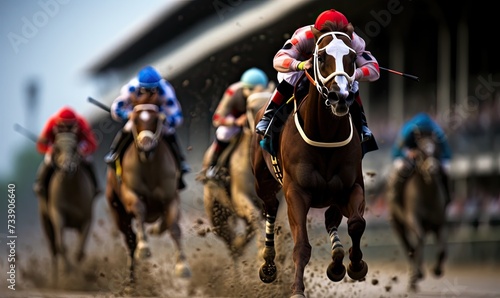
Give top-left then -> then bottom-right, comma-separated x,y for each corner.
255,9 -> 380,154
33,106 -> 100,200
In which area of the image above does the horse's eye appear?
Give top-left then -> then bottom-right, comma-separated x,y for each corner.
317,53 -> 325,63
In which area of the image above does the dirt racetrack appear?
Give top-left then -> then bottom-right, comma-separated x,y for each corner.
1,175 -> 499,298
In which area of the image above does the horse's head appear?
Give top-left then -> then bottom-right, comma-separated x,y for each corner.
130,104 -> 164,161
52,131 -> 80,175
412,130 -> 442,182
311,22 -> 357,116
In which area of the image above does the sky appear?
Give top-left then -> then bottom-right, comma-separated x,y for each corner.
0,0 -> 173,177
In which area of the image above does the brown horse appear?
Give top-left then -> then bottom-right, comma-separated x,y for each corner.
38,131 -> 97,284
388,130 -> 448,291
198,92 -> 270,259
252,22 -> 368,297
106,104 -> 191,282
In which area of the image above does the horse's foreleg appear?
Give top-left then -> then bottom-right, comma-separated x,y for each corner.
407,217 -> 424,292
324,206 -> 346,282
50,211 -> 72,274
75,220 -> 91,262
286,189 -> 312,297
257,190 -> 281,283
108,190 -> 137,283
433,227 -> 447,277
343,184 -> 368,280
40,208 -> 58,285
123,191 -> 150,260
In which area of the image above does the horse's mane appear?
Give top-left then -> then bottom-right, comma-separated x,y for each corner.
320,21 -> 354,38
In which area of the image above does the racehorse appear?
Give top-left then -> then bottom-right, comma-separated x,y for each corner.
388,130 -> 448,291
39,131 -> 96,284
252,22 -> 368,297
105,104 -> 191,282
197,92 -> 270,259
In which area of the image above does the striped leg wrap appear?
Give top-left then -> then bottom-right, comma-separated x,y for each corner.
265,215 -> 276,247
329,227 -> 343,250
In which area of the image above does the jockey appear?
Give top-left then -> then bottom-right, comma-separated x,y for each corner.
255,9 -> 380,149
206,67 -> 269,179
104,65 -> 191,188
387,112 -> 453,210
33,106 -> 100,199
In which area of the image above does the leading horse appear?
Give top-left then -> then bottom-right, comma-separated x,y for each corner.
388,130 -> 449,291
38,131 -> 97,284
105,104 -> 191,282
252,22 -> 368,297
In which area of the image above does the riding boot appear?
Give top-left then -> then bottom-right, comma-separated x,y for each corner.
255,81 -> 294,136
81,160 -> 101,196
354,94 -> 373,143
206,140 -> 230,179
163,134 -> 189,190
104,130 -> 133,167
33,161 -> 54,200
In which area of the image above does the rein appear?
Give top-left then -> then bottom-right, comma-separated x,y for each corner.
293,101 -> 353,148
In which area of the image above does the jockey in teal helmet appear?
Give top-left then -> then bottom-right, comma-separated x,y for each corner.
104,65 -> 191,189
205,67 -> 269,180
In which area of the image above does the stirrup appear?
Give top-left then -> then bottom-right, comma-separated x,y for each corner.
255,117 -> 271,136
104,151 -> 118,164
361,126 -> 373,143
206,166 -> 218,179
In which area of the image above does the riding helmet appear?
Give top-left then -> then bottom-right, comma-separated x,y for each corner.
240,67 -> 268,89
314,9 -> 349,30
137,66 -> 163,88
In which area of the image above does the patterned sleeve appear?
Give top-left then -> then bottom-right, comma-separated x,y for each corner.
351,32 -> 380,82
111,78 -> 137,122
159,79 -> 183,128
273,25 -> 315,73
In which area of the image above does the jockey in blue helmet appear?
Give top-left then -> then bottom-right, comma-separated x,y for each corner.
387,112 -> 453,212
104,65 -> 191,189
205,67 -> 269,179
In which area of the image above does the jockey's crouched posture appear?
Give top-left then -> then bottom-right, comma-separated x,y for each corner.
104,65 -> 191,189
255,9 -> 380,153
206,67 -> 269,179
33,106 -> 100,200
387,112 -> 453,212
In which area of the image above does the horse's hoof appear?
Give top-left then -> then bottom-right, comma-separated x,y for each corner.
347,260 -> 368,280
175,261 -> 192,278
135,242 -> 152,260
433,266 -> 443,277
290,291 -> 306,298
259,262 -> 277,283
327,262 -> 346,282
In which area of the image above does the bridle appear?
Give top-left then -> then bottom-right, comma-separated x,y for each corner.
131,104 -> 164,158
311,31 -> 357,100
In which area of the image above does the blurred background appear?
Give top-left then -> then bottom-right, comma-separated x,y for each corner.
1,0 -> 499,285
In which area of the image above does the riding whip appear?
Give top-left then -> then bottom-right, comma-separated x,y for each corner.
13,123 -> 38,143
379,67 -> 419,82
87,96 -> 111,113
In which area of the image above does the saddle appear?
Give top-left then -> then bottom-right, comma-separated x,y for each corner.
205,131 -> 245,188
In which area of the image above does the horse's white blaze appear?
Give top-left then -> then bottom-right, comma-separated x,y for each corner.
139,110 -> 151,122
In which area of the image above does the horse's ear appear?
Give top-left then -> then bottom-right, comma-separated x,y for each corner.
311,26 -> 322,41
346,23 -> 354,38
